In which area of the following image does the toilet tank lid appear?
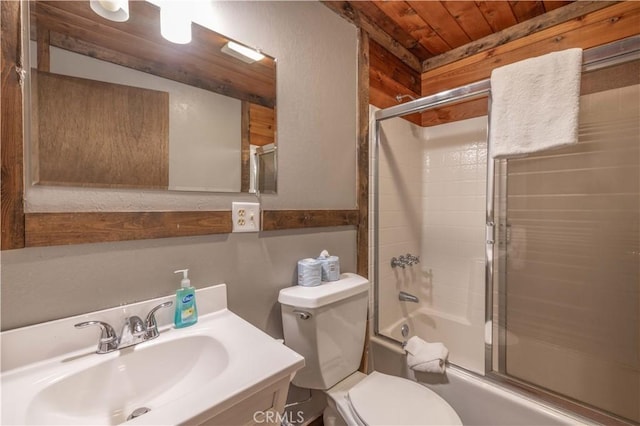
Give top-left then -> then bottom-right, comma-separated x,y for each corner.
278,273 -> 369,309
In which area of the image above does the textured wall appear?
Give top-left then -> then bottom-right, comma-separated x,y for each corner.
2,2 -> 358,331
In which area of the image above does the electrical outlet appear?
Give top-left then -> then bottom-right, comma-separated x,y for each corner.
232,202 -> 260,233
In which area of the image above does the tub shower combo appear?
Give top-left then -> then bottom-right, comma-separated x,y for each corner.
371,36 -> 640,425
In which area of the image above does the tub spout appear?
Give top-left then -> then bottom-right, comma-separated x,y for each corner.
399,291 -> 419,303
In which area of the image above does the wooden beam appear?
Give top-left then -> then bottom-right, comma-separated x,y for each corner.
1,1 -> 26,250
23,209 -> 361,247
322,1 -> 421,73
346,1 -> 433,61
357,29 -> 369,279
25,212 -> 233,247
422,1 -> 618,72
36,21 -> 50,72
262,210 -> 359,231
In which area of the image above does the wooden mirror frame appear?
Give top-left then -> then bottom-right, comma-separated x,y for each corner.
1,1 -> 367,280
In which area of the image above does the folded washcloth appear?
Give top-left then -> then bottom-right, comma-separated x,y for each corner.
489,48 -> 583,159
405,336 -> 449,374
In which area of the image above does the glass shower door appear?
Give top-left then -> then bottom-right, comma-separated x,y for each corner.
493,59 -> 640,423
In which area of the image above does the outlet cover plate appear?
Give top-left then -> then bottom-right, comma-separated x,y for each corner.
232,202 -> 260,233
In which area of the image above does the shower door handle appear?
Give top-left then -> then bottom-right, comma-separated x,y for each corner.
486,222 -> 495,245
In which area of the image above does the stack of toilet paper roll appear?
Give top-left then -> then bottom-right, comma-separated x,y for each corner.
317,250 -> 340,282
297,250 -> 341,287
297,258 -> 322,287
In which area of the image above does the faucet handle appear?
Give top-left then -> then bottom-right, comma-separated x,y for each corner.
74,320 -> 118,354
145,301 -> 174,340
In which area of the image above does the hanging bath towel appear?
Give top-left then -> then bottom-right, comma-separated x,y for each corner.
489,48 -> 583,159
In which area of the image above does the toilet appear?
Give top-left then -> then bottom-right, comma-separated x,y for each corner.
278,273 -> 462,425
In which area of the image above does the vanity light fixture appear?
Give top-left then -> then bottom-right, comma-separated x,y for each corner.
221,41 -> 265,64
89,0 -> 129,22
160,3 -> 192,44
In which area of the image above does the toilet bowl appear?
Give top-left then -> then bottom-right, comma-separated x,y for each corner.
278,274 -> 461,425
323,371 -> 462,426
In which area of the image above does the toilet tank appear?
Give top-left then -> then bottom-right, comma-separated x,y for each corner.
278,273 -> 369,390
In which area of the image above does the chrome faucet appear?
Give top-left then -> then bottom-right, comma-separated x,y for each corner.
391,253 -> 420,268
73,320 -> 118,354
75,301 -> 173,354
399,291 -> 419,303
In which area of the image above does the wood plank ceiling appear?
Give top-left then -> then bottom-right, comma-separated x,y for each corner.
348,1 -> 572,64
324,0 -> 585,125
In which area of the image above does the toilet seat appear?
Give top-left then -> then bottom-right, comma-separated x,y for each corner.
339,372 -> 462,426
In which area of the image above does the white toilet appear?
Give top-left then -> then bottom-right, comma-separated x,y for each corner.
278,273 -> 462,425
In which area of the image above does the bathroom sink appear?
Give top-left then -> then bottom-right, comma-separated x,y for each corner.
1,284 -> 304,425
27,335 -> 228,425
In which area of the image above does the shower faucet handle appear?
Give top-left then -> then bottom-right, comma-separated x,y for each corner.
390,257 -> 406,269
406,254 -> 420,265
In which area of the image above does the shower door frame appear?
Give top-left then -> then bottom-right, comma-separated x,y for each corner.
372,34 -> 640,424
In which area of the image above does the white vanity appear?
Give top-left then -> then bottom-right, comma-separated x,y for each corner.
1,284 -> 304,425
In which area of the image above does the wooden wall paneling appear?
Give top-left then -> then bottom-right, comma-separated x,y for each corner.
1,1 -> 26,250
369,40 -> 420,94
34,71 -> 170,189
369,39 -> 421,126
423,2 -> 640,94
25,211 -> 233,247
261,210 -> 359,231
420,2 -> 640,127
421,97 -> 489,128
321,1 -> 422,72
248,103 -> 276,147
422,1 -> 618,72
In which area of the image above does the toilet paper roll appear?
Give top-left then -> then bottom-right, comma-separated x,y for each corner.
318,256 -> 340,282
297,258 -> 322,287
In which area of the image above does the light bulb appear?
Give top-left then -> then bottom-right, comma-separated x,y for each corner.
160,3 -> 192,44
89,0 -> 129,22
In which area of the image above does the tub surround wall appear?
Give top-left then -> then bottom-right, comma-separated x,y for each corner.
376,115 -> 487,373
0,1 -> 359,332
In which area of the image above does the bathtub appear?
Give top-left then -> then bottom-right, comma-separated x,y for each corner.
380,306 -> 486,375
370,336 -> 594,426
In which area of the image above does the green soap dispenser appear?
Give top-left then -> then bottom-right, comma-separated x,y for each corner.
174,269 -> 198,328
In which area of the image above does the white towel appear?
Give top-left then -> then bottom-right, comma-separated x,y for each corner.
405,336 -> 448,374
489,48 -> 583,159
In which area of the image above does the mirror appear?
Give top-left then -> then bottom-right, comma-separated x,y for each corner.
28,0 -> 277,193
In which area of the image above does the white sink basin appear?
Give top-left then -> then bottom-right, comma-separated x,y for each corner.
1,284 -> 304,425
27,335 -> 228,425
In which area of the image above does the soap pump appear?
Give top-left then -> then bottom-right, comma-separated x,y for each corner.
173,269 -> 198,328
